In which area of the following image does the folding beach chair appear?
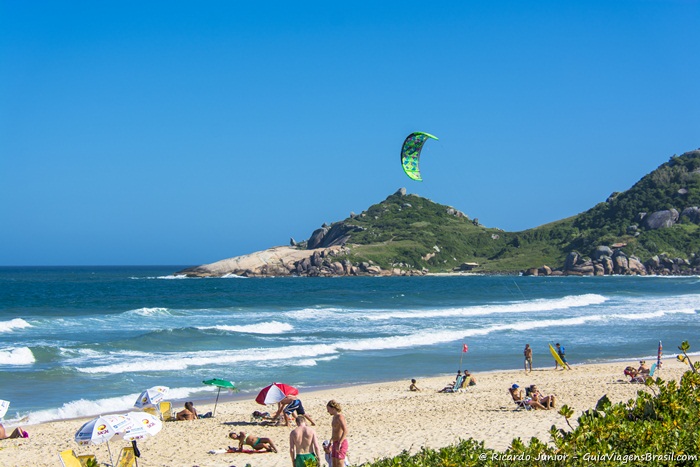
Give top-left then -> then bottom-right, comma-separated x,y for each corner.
58,449 -> 97,467
159,401 -> 173,421
439,375 -> 465,393
116,446 -> 138,467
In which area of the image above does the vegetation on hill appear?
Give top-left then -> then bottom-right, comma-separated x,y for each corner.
327,150 -> 700,273
352,341 -> 700,467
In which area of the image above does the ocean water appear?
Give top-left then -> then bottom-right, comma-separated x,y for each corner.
1,266 -> 699,425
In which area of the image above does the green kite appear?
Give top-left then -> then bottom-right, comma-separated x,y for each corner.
400,132 -> 438,181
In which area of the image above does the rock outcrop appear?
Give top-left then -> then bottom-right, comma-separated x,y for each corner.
175,245 -> 428,278
306,222 -> 365,249
525,246 -> 700,277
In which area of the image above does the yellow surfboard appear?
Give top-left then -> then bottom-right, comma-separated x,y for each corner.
549,344 -> 568,369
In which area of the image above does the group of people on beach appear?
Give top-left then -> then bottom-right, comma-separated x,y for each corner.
228,398 -> 348,467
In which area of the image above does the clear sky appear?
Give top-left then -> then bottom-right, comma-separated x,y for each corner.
1,1 -> 699,266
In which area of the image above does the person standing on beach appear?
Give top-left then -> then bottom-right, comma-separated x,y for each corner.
555,343 -> 572,370
325,400 -> 348,467
289,415 -> 321,467
523,344 -> 533,372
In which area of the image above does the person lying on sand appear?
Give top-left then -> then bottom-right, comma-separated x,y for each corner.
228,431 -> 278,452
0,424 -> 28,439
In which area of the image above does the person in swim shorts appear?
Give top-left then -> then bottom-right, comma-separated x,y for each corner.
283,398 -> 316,426
289,415 -> 321,467
326,400 -> 348,467
228,431 -> 278,452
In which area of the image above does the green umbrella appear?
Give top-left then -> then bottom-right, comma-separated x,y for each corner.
202,379 -> 236,417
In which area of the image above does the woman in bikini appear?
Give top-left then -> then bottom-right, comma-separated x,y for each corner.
228,431 -> 278,452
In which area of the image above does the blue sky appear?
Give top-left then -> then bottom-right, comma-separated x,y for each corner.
1,1 -> 699,266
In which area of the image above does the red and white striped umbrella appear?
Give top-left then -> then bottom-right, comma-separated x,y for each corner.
255,383 -> 299,405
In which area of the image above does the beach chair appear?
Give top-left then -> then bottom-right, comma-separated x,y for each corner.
58,449 -> 97,467
116,446 -> 138,467
513,398 -> 532,411
439,375 -> 464,393
509,386 -> 532,411
142,406 -> 159,419
159,400 -> 173,421
456,376 -> 470,393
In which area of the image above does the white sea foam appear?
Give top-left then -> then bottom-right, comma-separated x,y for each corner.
76,344 -> 339,374
19,386 -> 205,425
73,306 -> 696,375
221,273 -> 246,278
365,294 -> 608,321
0,318 -> 32,333
198,321 -> 293,334
0,347 -> 36,365
286,308 -> 344,320
128,307 -> 172,317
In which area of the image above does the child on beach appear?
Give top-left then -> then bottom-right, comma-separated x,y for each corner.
409,379 -> 420,391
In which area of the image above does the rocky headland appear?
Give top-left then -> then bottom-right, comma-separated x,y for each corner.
178,150 -> 700,278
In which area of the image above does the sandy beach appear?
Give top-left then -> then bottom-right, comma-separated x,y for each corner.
0,358 -> 687,467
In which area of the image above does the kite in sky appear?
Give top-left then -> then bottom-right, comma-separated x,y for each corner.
400,132 -> 438,181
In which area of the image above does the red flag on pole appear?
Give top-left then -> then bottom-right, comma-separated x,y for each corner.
462,344 -> 468,353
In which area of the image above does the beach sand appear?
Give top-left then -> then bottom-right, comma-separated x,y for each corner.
0,359 -> 687,467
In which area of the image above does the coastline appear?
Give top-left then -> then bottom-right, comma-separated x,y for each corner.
0,358 -> 688,467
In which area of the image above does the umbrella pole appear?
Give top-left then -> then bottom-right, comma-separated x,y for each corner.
106,439 -> 114,466
213,387 -> 221,417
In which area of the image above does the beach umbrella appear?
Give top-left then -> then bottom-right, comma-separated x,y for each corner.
657,340 -> 663,368
121,411 -> 163,441
0,400 -> 9,419
134,385 -> 169,409
202,378 -> 237,417
75,413 -> 133,466
255,383 -> 299,405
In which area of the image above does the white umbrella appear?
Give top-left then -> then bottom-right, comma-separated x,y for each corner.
134,385 -> 169,408
121,411 -> 162,441
0,400 -> 9,419
75,413 -> 133,466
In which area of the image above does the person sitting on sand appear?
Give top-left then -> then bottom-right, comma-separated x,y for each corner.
0,424 -> 28,439
229,431 -> 278,452
624,366 -> 647,383
464,370 -> 476,386
509,384 -> 547,410
176,401 -> 198,421
529,385 -> 556,409
638,360 -> 650,375
409,379 -> 420,391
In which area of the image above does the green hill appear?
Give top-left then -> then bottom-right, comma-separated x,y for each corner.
313,149 -> 700,274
